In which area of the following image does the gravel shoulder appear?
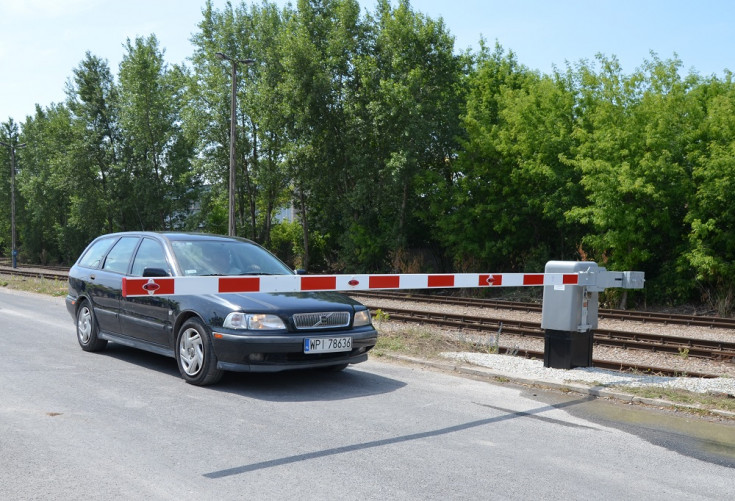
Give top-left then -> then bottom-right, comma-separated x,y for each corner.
354,295 -> 735,409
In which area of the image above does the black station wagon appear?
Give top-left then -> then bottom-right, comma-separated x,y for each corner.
66,232 -> 378,385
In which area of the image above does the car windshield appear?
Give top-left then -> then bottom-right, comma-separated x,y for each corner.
171,239 -> 293,277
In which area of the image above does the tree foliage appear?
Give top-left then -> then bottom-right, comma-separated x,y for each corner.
2,1 -> 735,310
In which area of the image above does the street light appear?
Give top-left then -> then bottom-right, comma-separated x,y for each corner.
216,51 -> 255,237
0,140 -> 26,268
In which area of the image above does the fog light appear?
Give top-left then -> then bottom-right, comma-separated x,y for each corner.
249,353 -> 264,362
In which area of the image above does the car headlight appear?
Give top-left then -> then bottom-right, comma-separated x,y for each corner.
353,309 -> 372,327
224,312 -> 286,330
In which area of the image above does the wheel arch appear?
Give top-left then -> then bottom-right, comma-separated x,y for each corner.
172,310 -> 207,345
72,294 -> 93,315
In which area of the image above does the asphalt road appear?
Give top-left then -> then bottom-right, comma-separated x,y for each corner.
1,288 -> 733,500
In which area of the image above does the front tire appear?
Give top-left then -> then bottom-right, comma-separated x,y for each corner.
76,301 -> 108,352
176,318 -> 223,386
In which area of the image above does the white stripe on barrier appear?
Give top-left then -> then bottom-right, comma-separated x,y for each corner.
121,272 -> 581,297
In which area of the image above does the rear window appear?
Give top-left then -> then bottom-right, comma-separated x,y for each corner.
102,237 -> 141,274
78,238 -> 117,269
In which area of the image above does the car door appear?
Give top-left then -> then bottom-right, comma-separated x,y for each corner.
119,237 -> 176,347
75,236 -> 119,334
88,236 -> 140,335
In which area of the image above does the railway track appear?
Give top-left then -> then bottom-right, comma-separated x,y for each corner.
356,304 -> 735,379
0,263 -> 69,280
366,306 -> 735,360
352,290 -> 735,329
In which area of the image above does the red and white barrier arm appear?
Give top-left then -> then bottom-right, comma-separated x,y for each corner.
121,272 -> 580,297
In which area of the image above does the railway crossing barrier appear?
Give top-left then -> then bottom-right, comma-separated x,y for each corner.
122,261 -> 645,369
541,261 -> 644,369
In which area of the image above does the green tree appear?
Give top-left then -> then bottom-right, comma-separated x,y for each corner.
685,72 -> 735,311
15,105 -> 80,263
493,69 -> 582,269
118,35 -> 196,230
186,0 -> 247,236
0,119 -> 22,258
351,0 -> 465,272
278,0 -> 365,270
65,52 -> 122,239
440,43 -> 544,271
187,0 -> 290,242
565,54 -> 699,302
246,2 -> 291,246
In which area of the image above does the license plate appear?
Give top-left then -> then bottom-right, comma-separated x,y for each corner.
304,336 -> 352,354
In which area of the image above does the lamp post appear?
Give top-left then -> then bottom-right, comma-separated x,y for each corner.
216,52 -> 255,237
0,140 -> 26,268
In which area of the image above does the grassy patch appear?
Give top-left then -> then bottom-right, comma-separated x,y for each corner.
616,385 -> 735,414
0,273 -> 68,297
372,322 -> 497,359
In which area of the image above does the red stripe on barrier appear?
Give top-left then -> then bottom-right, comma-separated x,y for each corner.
369,275 -> 401,289
301,276 -> 337,291
428,275 -> 454,287
156,279 -> 176,295
563,274 -> 578,285
523,274 -> 544,286
479,274 -> 502,286
219,277 -> 260,293
122,278 -> 175,296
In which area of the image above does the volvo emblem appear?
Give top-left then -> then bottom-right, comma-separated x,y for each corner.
314,313 -> 334,327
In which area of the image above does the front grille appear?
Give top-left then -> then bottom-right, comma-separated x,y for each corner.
292,311 -> 350,330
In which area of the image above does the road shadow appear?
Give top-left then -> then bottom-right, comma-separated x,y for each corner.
214,365 -> 406,402
203,396 -> 596,479
96,343 -> 405,402
100,343 -> 181,377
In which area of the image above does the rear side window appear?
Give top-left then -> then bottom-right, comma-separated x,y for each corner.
102,237 -> 140,274
130,238 -> 171,277
78,238 -> 117,269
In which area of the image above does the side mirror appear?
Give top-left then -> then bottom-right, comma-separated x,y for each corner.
143,267 -> 170,278
295,268 -> 307,275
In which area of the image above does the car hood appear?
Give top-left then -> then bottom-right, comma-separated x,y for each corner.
197,291 -> 364,314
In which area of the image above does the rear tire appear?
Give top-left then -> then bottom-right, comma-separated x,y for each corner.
76,301 -> 108,352
176,318 -> 223,386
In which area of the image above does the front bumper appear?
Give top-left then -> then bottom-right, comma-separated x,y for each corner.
211,327 -> 378,373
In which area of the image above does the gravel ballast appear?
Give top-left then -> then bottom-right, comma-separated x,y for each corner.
441,352 -> 735,396
356,295 -> 735,399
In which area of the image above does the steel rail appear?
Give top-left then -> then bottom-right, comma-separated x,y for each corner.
352,290 -> 735,329
0,266 -> 68,281
367,306 -> 735,365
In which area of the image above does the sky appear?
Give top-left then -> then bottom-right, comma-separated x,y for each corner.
1,0 -> 734,125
